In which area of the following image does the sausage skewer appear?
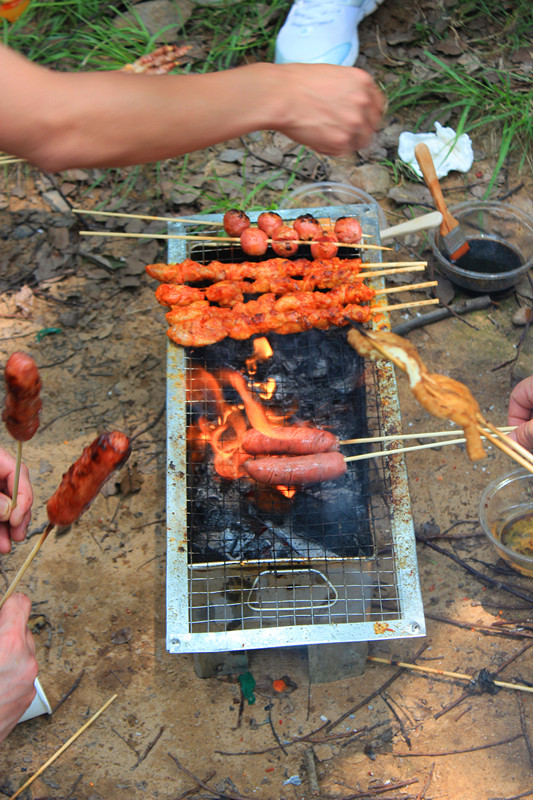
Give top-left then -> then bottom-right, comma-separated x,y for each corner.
2,352 -> 42,511
0,430 -> 131,610
79,229 -> 392,252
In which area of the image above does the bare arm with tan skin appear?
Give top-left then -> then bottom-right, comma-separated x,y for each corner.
508,376 -> 533,452
0,44 -> 385,172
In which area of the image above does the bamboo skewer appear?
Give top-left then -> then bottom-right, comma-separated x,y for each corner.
340,425 -> 515,446
78,229 -> 393,252
11,441 -> 23,512
9,694 -> 118,800
372,298 -> 439,313
379,280 -> 437,295
0,522 -> 54,611
475,418 -> 533,475
343,427 -> 517,463
367,656 -> 533,695
72,207 -> 372,236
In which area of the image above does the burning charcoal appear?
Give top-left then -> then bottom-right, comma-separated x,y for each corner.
187,329 -> 374,564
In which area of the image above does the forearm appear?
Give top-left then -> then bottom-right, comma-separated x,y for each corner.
0,50 -> 284,171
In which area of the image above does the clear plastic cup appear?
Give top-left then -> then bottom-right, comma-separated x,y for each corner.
479,468 -> 533,577
18,677 -> 52,723
283,181 -> 388,230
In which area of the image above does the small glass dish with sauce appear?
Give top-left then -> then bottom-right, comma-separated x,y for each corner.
479,468 -> 533,577
429,201 -> 533,294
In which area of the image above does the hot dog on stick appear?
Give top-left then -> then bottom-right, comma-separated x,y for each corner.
0,430 -> 131,610
2,352 -> 42,511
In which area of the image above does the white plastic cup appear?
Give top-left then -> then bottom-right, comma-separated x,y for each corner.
17,676 -> 52,723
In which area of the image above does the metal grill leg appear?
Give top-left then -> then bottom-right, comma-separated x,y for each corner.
193,651 -> 249,679
307,641 -> 368,683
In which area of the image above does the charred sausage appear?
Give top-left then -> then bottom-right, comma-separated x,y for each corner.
47,431 -> 131,526
223,209 -> 250,237
334,216 -> 362,244
242,426 -> 338,455
310,232 -> 339,260
2,352 -> 42,442
244,451 -> 346,486
257,211 -> 283,237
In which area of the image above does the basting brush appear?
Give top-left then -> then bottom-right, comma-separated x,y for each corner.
414,142 -> 470,261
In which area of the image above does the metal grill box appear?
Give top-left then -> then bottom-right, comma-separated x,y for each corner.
164,204 -> 425,654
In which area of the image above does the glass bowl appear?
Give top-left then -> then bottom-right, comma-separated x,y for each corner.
479,468 -> 533,577
429,201 -> 533,294
283,181 -> 388,230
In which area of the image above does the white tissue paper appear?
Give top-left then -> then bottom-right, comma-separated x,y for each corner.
398,122 -> 474,179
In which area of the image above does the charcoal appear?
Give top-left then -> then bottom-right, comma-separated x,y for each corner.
187,327 -> 373,564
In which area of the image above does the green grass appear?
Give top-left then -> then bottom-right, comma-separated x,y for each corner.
3,0 -> 532,206
387,51 -> 533,195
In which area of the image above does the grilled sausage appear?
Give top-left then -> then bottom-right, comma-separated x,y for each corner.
2,352 -> 42,442
310,232 -> 339,260
257,211 -> 283,237
293,214 -> 322,241
240,227 -> 269,256
334,216 -> 362,244
242,426 -> 338,456
46,431 -> 131,526
272,226 -> 299,257
244,451 -> 346,486
223,209 -> 250,237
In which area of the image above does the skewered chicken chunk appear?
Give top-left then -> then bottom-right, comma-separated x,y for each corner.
347,328 -> 486,461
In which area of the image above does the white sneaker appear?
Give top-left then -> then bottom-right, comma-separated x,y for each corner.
275,0 -> 383,67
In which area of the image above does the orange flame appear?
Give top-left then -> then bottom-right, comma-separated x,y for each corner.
245,337 -> 273,375
188,365 -> 298,494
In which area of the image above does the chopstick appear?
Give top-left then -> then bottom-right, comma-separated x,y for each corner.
78,229 -> 393,252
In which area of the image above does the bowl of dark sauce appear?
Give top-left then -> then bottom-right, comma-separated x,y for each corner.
429,201 -> 533,293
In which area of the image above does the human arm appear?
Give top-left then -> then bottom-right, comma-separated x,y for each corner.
0,44 -> 385,171
0,448 -> 33,555
0,593 -> 38,742
508,376 -> 533,451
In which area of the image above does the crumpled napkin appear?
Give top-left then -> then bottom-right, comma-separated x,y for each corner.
398,122 -> 474,179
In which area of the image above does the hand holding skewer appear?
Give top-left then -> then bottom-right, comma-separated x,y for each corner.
2,352 -> 42,514
0,431 -> 131,611
0,449 -> 33,555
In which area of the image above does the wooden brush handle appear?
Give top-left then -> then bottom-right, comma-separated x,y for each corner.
414,143 -> 457,235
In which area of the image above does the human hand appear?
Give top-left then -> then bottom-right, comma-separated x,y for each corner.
0,593 -> 38,742
0,448 -> 33,554
508,376 -> 533,451
272,63 -> 386,155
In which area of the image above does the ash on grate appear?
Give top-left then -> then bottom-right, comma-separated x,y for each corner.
186,328 -> 373,563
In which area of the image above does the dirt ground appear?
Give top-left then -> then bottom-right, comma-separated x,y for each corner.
2,3 -> 533,790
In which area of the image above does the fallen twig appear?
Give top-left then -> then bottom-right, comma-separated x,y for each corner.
132,725 -> 165,770
415,763 -> 435,800
517,693 -> 533,771
417,536 -> 533,605
50,669 -> 85,714
168,752 -> 251,800
393,732 -> 522,758
392,294 -> 491,336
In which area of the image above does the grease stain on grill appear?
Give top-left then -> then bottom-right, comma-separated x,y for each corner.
187,328 -> 373,564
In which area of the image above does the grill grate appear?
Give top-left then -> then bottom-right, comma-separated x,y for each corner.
164,204 -> 425,653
